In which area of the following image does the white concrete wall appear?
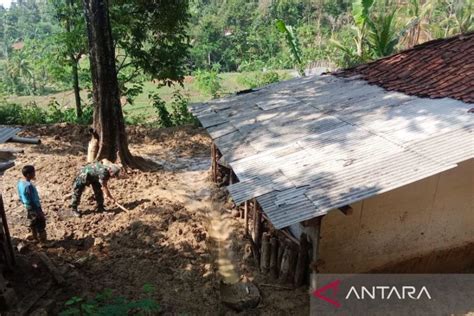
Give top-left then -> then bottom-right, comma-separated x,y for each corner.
316,159 -> 474,273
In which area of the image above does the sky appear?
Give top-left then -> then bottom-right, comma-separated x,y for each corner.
0,0 -> 12,8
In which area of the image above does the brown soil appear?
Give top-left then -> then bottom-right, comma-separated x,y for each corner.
0,124 -> 308,315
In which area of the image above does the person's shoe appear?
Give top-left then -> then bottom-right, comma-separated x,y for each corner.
29,229 -> 39,243
97,205 -> 106,212
38,231 -> 47,243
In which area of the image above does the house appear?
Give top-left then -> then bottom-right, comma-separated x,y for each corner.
190,32 -> 473,286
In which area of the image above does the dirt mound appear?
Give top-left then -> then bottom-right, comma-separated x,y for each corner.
1,124 -> 218,314
1,124 -> 308,315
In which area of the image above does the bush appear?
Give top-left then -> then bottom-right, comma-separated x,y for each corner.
150,92 -> 172,128
149,90 -> 196,128
194,64 -> 222,98
124,112 -> 148,126
168,91 -> 197,126
60,284 -> 160,316
0,99 -> 93,125
237,71 -> 281,89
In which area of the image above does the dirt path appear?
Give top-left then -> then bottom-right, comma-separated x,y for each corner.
208,206 -> 240,284
145,154 -> 240,284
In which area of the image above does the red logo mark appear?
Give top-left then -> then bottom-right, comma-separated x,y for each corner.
313,280 -> 342,308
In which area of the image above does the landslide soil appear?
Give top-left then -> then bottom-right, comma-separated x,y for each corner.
1,124 -> 308,315
1,124 -> 219,314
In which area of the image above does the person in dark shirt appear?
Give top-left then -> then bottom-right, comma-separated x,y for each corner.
70,162 -> 120,217
17,165 -> 47,242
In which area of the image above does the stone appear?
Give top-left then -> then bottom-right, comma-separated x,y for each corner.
16,242 -> 28,254
220,281 -> 260,311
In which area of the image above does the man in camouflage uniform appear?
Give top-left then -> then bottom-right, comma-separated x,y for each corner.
70,162 -> 121,217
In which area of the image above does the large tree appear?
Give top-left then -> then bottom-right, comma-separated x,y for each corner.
82,0 -> 140,168
82,0 -> 189,168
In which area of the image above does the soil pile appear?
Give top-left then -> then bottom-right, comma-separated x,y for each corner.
1,124 -> 219,314
0,124 -> 308,315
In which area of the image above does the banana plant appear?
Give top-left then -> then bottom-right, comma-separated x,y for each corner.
275,19 -> 305,76
352,0 -> 375,57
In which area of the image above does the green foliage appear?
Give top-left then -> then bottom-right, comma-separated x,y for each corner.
168,91 -> 196,126
150,92 -> 172,128
237,71 -> 281,89
60,284 -> 160,316
1,0 -> 190,107
0,99 -> 93,125
194,64 -> 222,98
275,19 -> 304,76
111,0 -> 190,87
367,10 -> 400,58
150,90 -> 196,128
0,0 -> 471,109
332,0 -> 403,66
124,112 -> 148,126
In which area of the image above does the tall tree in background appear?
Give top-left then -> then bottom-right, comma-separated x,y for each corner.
82,0 -> 138,168
51,0 -> 87,117
110,0 -> 190,103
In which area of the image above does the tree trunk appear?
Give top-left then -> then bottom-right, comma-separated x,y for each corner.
82,0 -> 144,169
67,0 -> 82,118
71,57 -> 82,118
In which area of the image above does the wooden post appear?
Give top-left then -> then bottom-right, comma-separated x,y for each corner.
252,199 -> 257,241
0,195 -> 15,266
286,244 -> 298,284
260,233 -> 271,273
308,217 -> 322,316
244,200 -> 249,235
278,244 -> 293,284
277,239 -> 285,273
253,202 -> 262,249
270,236 -> 278,278
294,233 -> 310,287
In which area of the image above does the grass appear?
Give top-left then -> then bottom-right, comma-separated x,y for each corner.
6,70 -> 295,118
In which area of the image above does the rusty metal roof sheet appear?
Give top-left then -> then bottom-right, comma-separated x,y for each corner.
190,73 -> 473,229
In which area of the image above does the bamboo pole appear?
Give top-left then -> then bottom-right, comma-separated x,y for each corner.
260,233 -> 271,273
251,198 -> 257,242
277,239 -> 285,273
270,236 -> 278,278
244,200 -> 249,235
294,233 -> 310,287
286,244 -> 298,284
278,244 -> 291,284
253,202 -> 262,249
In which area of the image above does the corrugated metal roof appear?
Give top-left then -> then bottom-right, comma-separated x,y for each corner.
0,127 -> 21,144
190,75 -> 473,229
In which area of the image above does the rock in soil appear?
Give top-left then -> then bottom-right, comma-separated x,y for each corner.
220,281 -> 261,311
